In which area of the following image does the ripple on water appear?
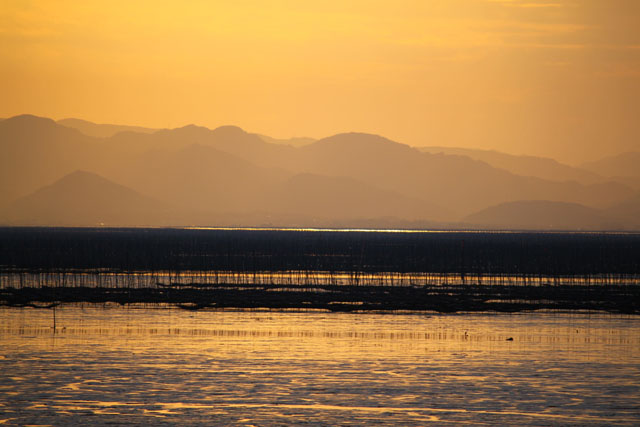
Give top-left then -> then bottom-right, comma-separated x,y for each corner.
0,306 -> 639,425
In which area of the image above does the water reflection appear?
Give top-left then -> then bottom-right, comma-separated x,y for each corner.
1,307 -> 639,425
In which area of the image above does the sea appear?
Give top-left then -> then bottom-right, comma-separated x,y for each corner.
1,306 -> 639,426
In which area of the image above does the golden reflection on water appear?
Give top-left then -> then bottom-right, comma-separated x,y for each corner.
4,270 -> 637,289
1,306 -> 639,425
182,226 -> 640,235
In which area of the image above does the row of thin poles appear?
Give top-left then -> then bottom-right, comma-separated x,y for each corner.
1,228 -> 639,289
1,270 -> 639,289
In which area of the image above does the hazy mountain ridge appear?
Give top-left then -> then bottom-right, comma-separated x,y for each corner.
0,169 -> 451,228
117,143 -> 291,213
419,146 -> 603,185
0,115 -> 103,206
294,134 -> 632,215
269,173 -> 451,221
57,118 -> 159,138
257,134 -> 316,147
605,192 -> 640,228
60,116 -> 316,148
2,170 -> 167,226
1,114 -> 638,230
465,200 -> 618,231
580,152 -> 640,187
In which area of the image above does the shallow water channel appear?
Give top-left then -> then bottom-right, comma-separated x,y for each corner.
1,307 -> 639,425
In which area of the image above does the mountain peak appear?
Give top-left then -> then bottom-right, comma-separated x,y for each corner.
57,118 -> 158,138
43,170 -> 139,196
2,170 -> 164,226
2,114 -> 58,129
312,132 -> 412,151
58,169 -> 106,182
179,123 -> 208,131
211,125 -> 248,138
0,114 -> 87,144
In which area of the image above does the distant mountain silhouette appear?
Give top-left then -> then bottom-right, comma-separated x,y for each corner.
104,123 -> 297,167
0,115 -> 102,207
464,200 -> 617,230
419,146 -> 603,184
1,170 -> 166,226
581,152 -> 640,182
116,143 -> 290,213
57,118 -> 158,138
268,173 -> 450,221
606,192 -> 640,228
294,133 -> 633,216
1,114 -> 638,229
257,134 -> 316,147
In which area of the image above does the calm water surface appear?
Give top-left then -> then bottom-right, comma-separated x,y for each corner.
1,307 -> 639,425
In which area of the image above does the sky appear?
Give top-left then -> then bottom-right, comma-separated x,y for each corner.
1,0 -> 639,163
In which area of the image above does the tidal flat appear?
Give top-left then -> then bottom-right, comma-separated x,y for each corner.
1,306 -> 639,426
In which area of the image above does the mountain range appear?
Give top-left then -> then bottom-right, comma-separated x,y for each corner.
1,114 -> 638,230
418,146 -> 603,185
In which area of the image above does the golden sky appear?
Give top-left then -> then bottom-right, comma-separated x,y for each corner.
1,0 -> 639,162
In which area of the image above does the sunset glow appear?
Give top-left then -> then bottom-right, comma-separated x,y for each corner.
2,0 -> 639,161
2,3 -> 640,425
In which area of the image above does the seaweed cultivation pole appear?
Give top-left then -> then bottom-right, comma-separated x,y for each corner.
1,227 -> 640,289
1,227 -> 640,312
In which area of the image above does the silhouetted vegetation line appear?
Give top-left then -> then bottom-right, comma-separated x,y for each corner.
0,227 -> 639,312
